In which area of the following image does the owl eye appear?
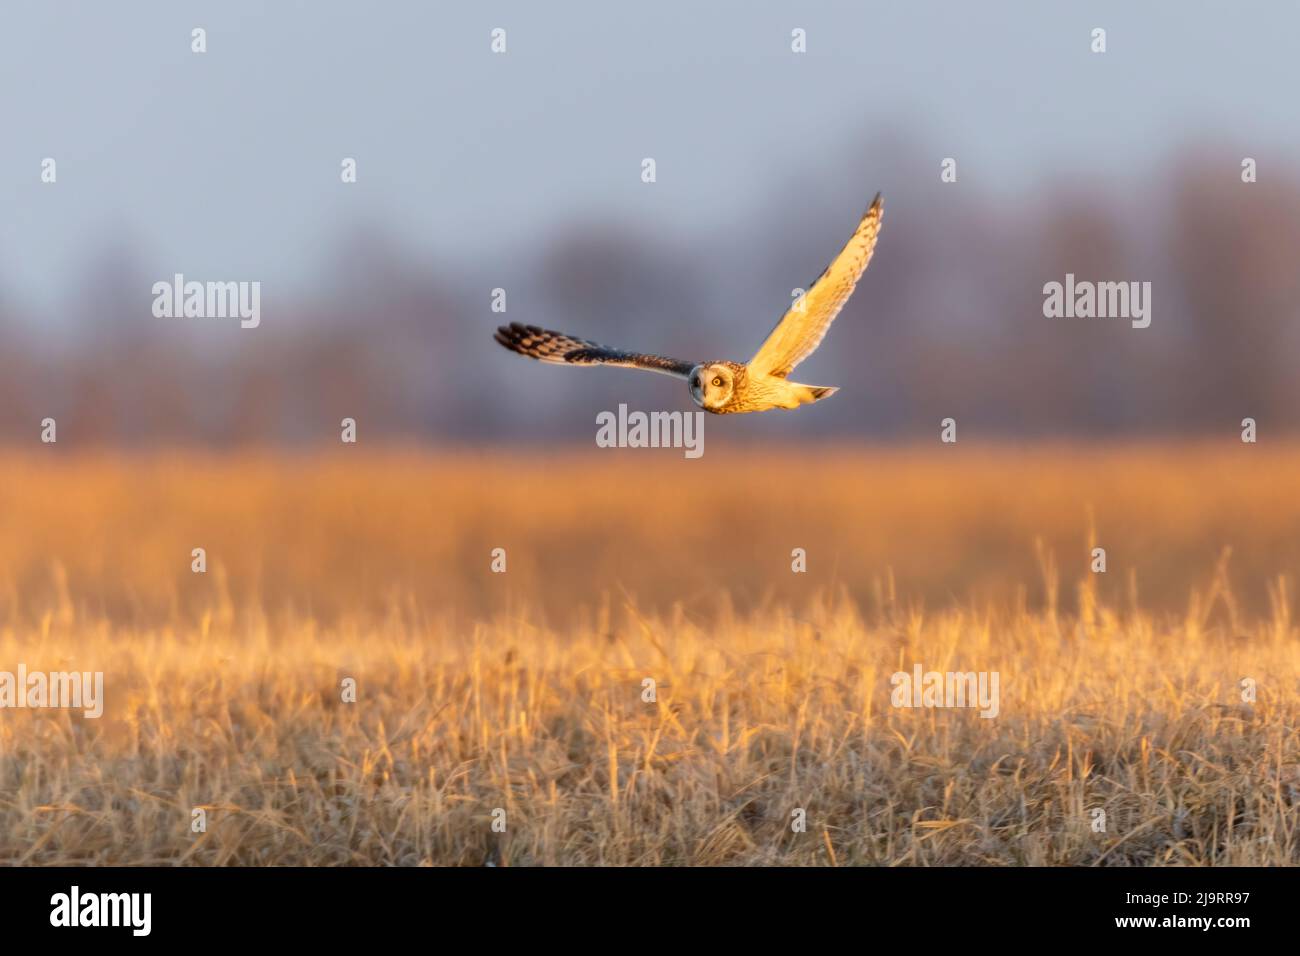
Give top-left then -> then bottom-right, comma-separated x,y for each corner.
712,377 -> 723,387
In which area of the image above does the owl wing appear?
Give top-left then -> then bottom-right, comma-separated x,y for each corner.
747,193 -> 883,378
494,322 -> 695,379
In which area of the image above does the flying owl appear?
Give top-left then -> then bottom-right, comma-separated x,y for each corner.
494,193 -> 883,414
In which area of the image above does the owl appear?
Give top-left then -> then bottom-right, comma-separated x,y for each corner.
494,193 -> 883,414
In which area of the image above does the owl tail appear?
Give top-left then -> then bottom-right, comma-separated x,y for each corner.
790,382 -> 839,406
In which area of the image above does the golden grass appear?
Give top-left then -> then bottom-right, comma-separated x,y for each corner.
0,444 -> 1297,865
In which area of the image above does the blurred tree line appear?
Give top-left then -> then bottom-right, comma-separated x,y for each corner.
2,143 -> 1298,446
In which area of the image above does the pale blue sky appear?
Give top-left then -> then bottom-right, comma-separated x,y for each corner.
2,1 -> 1297,320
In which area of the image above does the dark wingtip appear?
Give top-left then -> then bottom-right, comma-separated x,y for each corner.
494,326 -> 519,351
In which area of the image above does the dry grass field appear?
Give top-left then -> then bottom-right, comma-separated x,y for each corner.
0,444 -> 1297,865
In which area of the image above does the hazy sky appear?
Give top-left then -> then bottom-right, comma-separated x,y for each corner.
3,1 -> 1297,319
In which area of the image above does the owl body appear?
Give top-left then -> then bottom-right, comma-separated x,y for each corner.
688,361 -> 836,414
493,193 -> 883,416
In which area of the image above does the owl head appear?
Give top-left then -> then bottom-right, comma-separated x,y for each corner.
689,363 -> 734,411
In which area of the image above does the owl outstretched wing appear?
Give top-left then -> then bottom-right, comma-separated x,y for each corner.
494,322 -> 695,379
747,193 -> 883,379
